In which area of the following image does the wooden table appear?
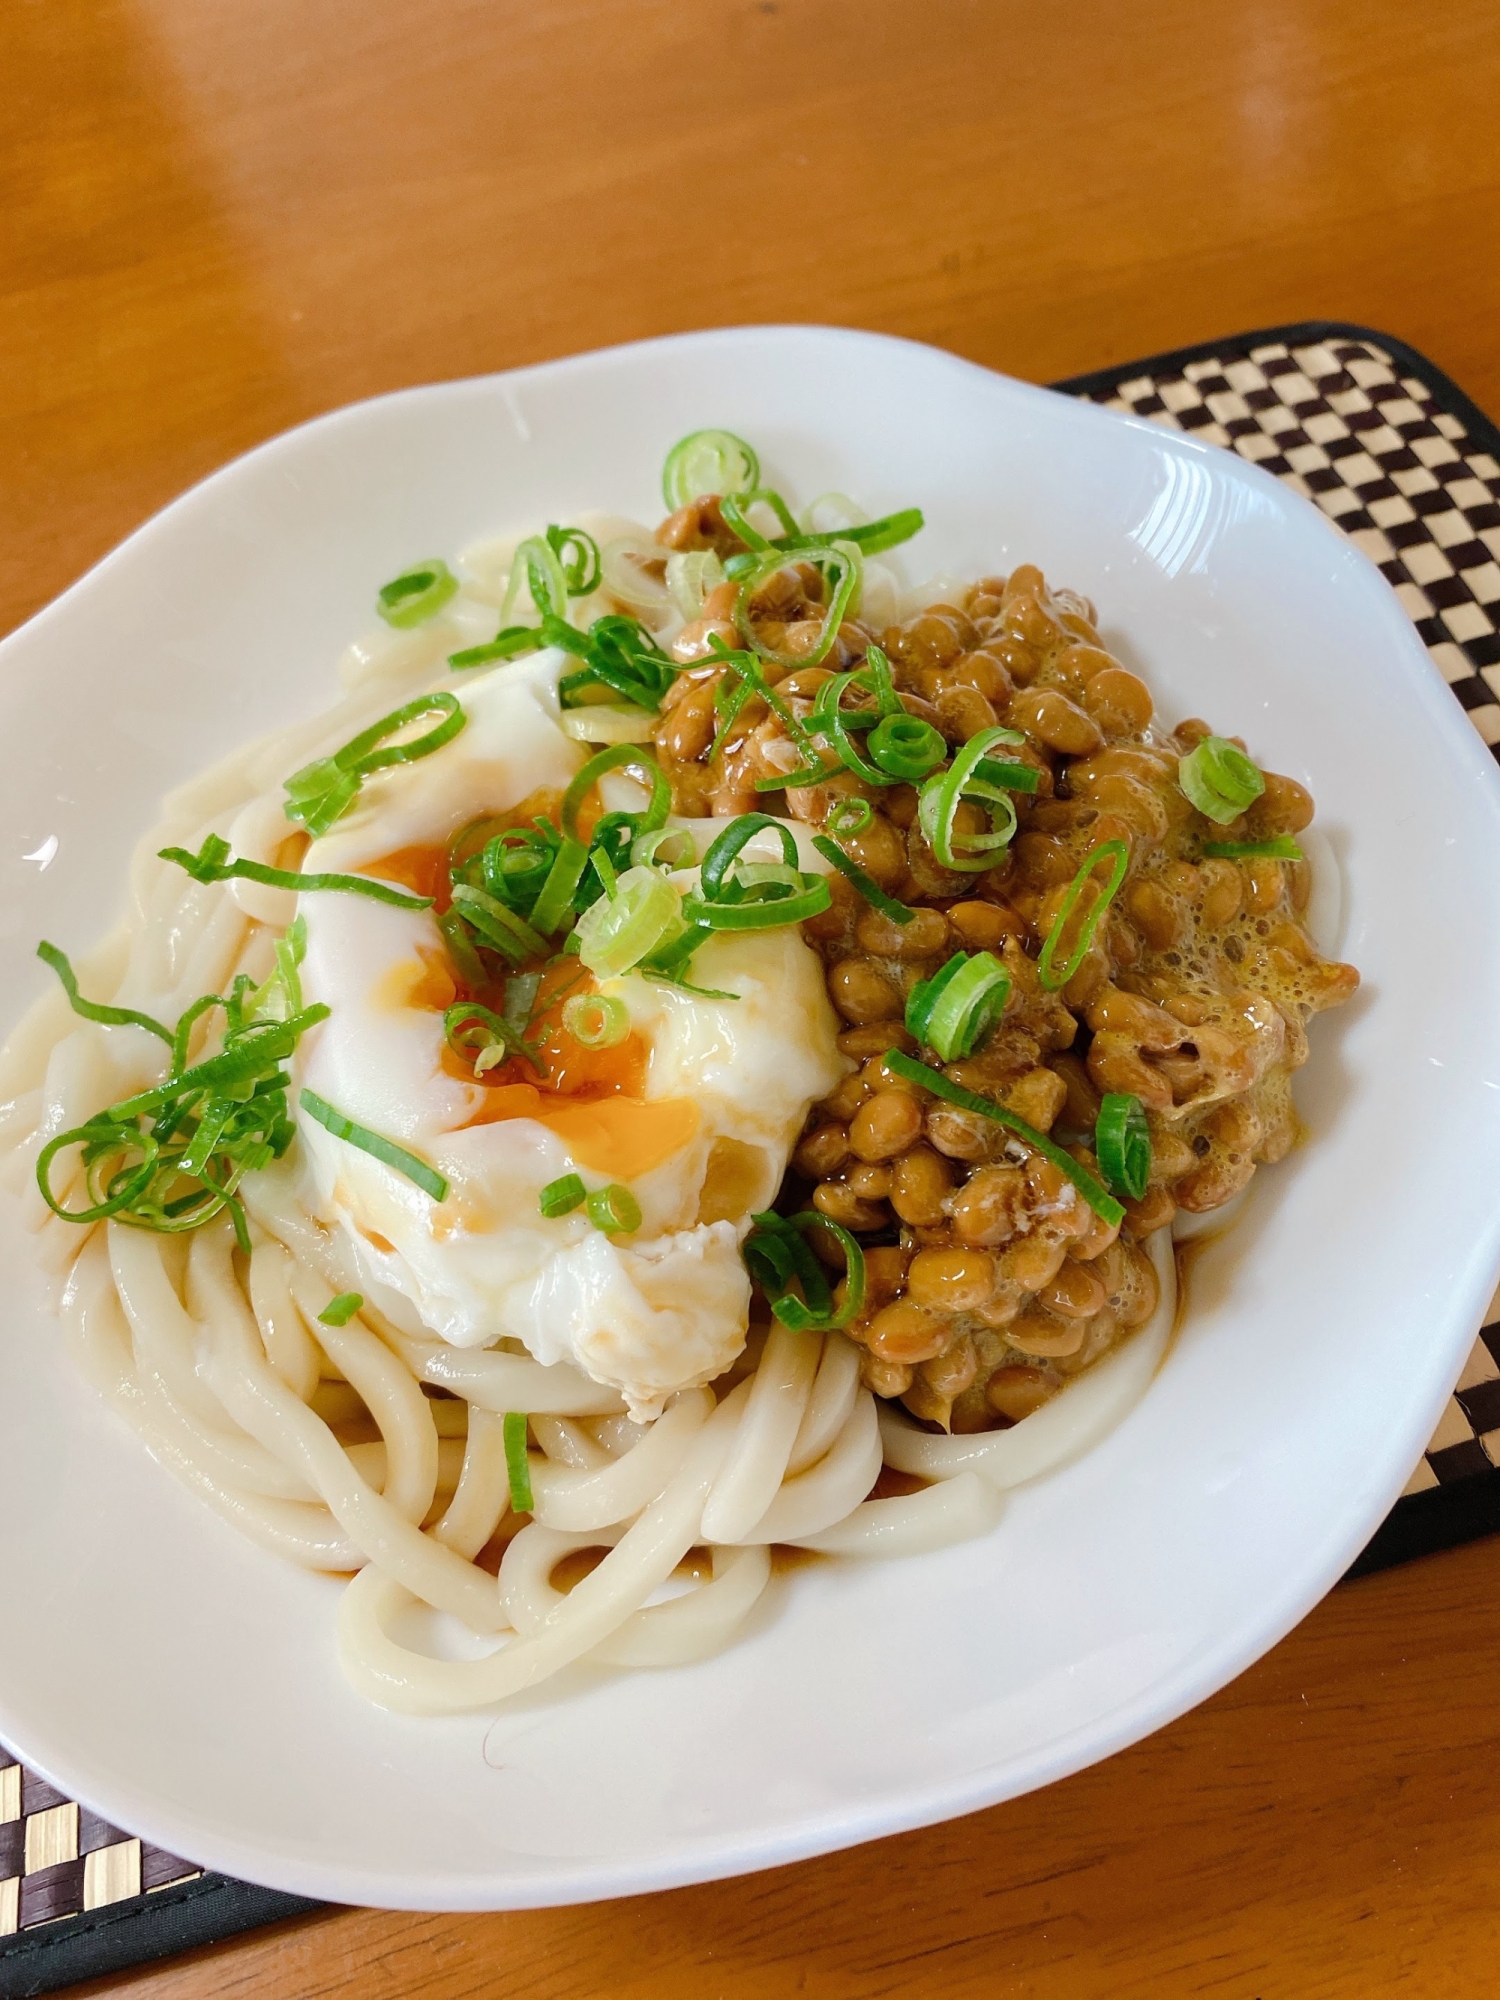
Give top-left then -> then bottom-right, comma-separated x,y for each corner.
7,0 -> 1500,1992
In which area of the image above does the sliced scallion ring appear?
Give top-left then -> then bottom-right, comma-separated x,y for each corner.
160,833 -> 433,909
318,1293 -> 364,1328
1036,839 -> 1130,992
449,626 -> 539,670
825,797 -> 873,838
1095,1093 -> 1151,1202
539,1173 -> 587,1218
298,1088 -> 448,1202
631,826 -> 698,870
867,712 -> 946,781
561,746 -> 671,842
810,649 -> 903,786
699,814 -> 798,897
376,559 -> 459,630
1201,834 -> 1304,860
284,692 -> 466,838
916,725 -> 1027,872
809,834 -> 914,926
502,536 -> 569,625
545,524 -> 603,596
1177,734 -> 1266,825
37,941 -> 173,1046
743,1210 -> 866,1332
905,950 -> 1011,1062
662,429 -> 760,509
443,1001 -> 539,1076
529,836 -> 590,936
720,488 -> 800,549
575,865 -> 684,977
503,1411 -> 534,1512
587,1182 -> 642,1234
563,993 -> 630,1048
734,540 -> 861,672
882,1051 -> 1123,1228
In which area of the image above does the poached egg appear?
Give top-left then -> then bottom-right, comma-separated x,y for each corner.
293,653 -> 846,1417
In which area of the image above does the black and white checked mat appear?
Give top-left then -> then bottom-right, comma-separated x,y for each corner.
3,321 -> 1497,1993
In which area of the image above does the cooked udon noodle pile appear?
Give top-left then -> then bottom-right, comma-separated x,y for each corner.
0,432 -> 1358,1713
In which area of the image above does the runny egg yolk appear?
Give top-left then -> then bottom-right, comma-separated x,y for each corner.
368,845 -> 692,1182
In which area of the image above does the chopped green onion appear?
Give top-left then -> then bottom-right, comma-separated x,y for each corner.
318,1292 -> 364,1327
37,1119 -> 163,1224
376,560 -> 459,630
867,713 -> 946,781
160,833 -> 432,909
972,755 -> 1041,795
586,1182 -> 641,1233
882,1051 -> 1124,1228
575,865 -> 684,977
284,693 -> 465,838
1201,835 -> 1304,860
1095,1093 -> 1151,1202
539,1173 -> 587,1218
809,834 -> 914,925
706,642 -> 821,768
443,1001 -> 539,1076
662,429 -> 760,509
449,627 -> 539,670
720,488 -> 800,548
683,882 -> 831,931
700,814 -> 799,897
298,1088 -> 448,1202
112,1006 -> 329,1118
37,941 -> 173,1046
550,613 -> 678,713
546,524 -> 603,596
743,1210 -> 866,1331
631,826 -> 698,870
734,540 -> 861,672
37,960 -> 327,1239
916,726 -> 1027,872
640,969 -> 740,1002
1177,735 -> 1266,825
503,1410 -> 534,1513
529,837 -> 590,936
808,651 -> 904,788
825,798 -> 873,838
436,908 -> 487,990
502,536 -> 569,624
722,508 -> 926,576
561,745 -> 671,842
684,814 -> 832,932
1036,839 -> 1130,991
592,846 -> 619,900
563,993 -> 629,1048
448,885 -> 548,963
905,951 -> 1011,1062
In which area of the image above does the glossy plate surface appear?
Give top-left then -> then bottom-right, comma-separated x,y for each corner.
1,326 -> 1498,1910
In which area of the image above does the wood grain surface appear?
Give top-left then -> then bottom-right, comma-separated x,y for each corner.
7,0 -> 1500,1994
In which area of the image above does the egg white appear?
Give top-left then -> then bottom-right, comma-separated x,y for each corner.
292,652 -> 847,1417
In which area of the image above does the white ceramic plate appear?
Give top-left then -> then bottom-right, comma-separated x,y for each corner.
3,326 -> 1499,1912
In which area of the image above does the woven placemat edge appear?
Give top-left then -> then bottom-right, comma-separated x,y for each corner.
1050,316 -> 1500,464
0,1874 -> 321,2000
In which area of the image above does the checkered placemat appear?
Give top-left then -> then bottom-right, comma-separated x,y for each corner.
1058,320 -> 1500,1512
3,320 -> 1498,1993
